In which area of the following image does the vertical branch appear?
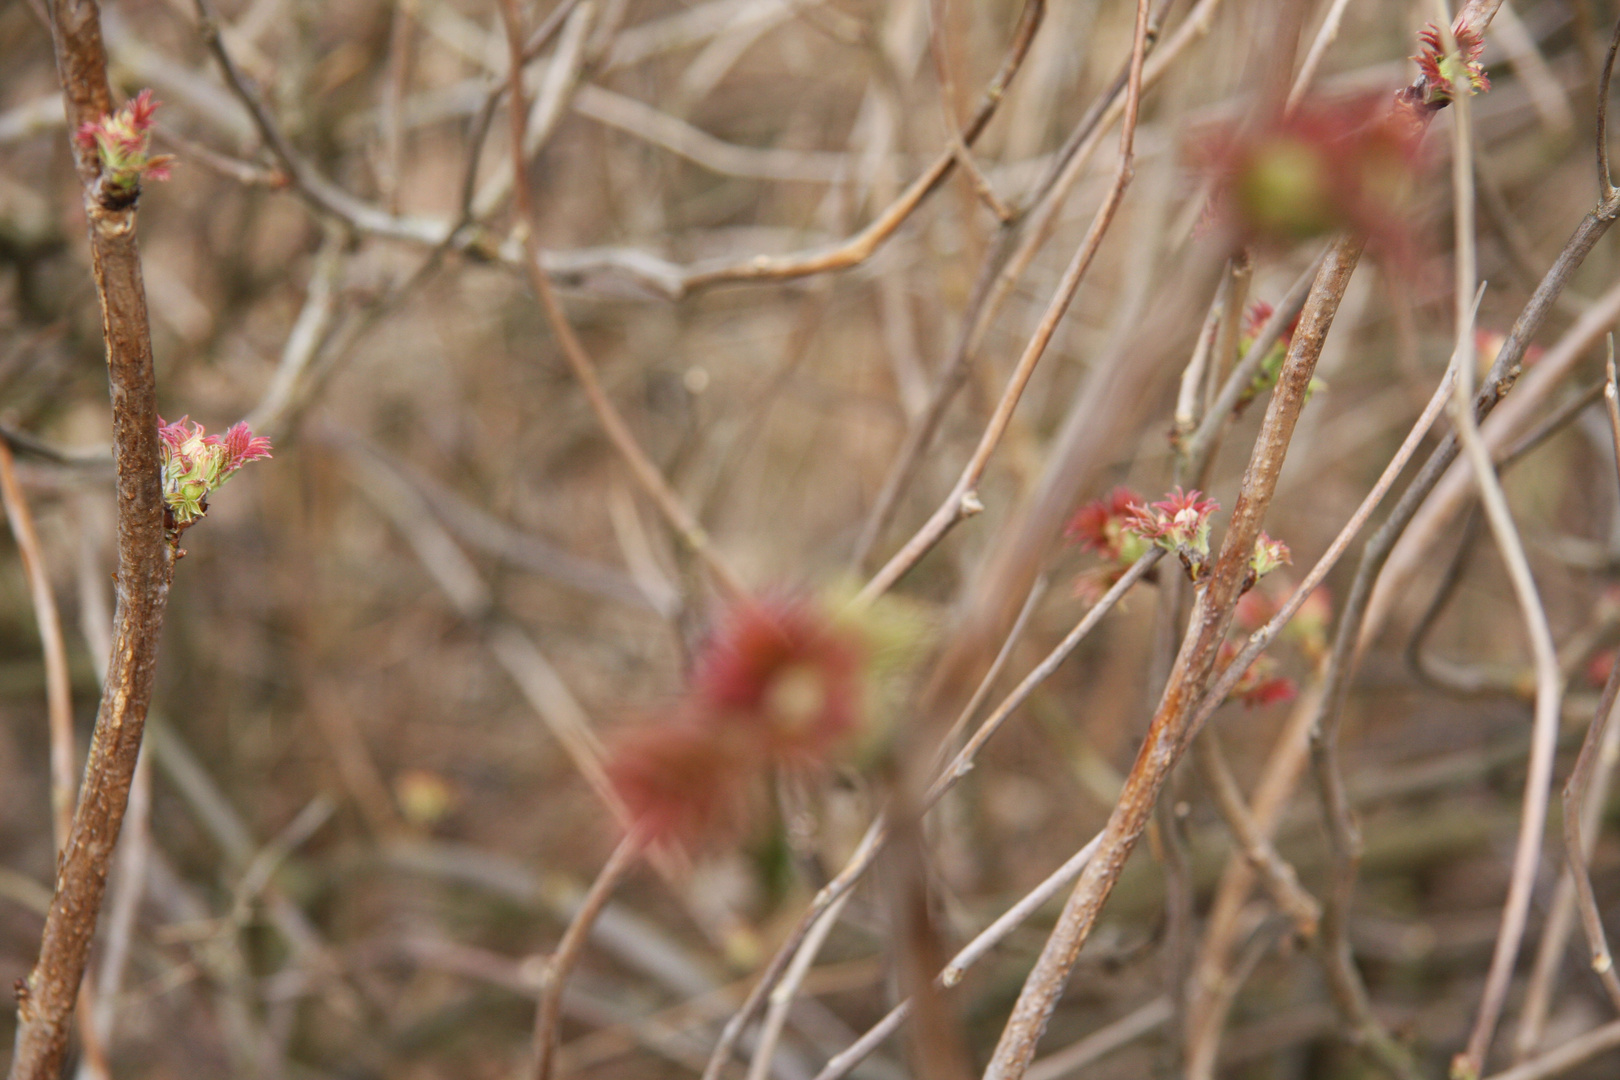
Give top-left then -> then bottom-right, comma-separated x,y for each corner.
0,441 -> 76,852
10,1 -> 174,1077
1438,10 -> 1566,1073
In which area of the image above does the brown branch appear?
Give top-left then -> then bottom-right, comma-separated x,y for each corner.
10,1 -> 173,1076
1555,349 -> 1620,1021
980,233 -> 1361,1080
532,830 -> 646,1080
856,0 -> 1152,603
0,441 -> 76,852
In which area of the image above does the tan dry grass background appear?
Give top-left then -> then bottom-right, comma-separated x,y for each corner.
4,0 -> 1620,1075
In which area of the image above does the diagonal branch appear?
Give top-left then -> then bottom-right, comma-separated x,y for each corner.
981,233 -> 1363,1080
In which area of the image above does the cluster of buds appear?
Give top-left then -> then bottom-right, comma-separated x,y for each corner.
1199,95 -> 1423,258
73,90 -> 173,204
1125,486 -> 1220,583
1249,531 -> 1291,583
1067,486 -> 1222,590
1414,21 -> 1490,105
158,416 -> 273,530
607,597 -> 867,849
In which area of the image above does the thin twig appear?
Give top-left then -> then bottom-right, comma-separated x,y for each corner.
532,830 -> 646,1080
1441,19 -> 1566,1070
1550,344 -> 1620,1022
0,440 -> 76,852
1597,13 -> 1620,196
701,554 -> 1156,1080
744,889 -> 854,1080
1286,0 -> 1356,110
496,0 -> 745,599
1481,1017 -> 1620,1080
810,832 -> 1105,1080
978,218 -> 1365,1080
856,0 -> 1152,603
1192,732 -> 1320,936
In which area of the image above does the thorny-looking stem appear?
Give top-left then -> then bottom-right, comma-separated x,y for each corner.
496,0 -> 745,600
855,0 -> 1153,605
979,232 -> 1364,1080
11,1 -> 174,1077
532,830 -> 647,1080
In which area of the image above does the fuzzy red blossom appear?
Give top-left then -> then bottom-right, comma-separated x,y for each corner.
608,596 -> 868,850
1066,487 -> 1150,562
1200,95 -> 1424,258
74,89 -> 174,199
1414,22 -> 1490,104
691,598 -> 864,764
606,720 -> 754,848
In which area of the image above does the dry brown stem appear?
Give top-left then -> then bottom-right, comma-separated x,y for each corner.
857,0 -> 1152,603
980,234 -> 1363,1080
532,830 -> 646,1080
9,2 -> 174,1076
497,0 -> 744,600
